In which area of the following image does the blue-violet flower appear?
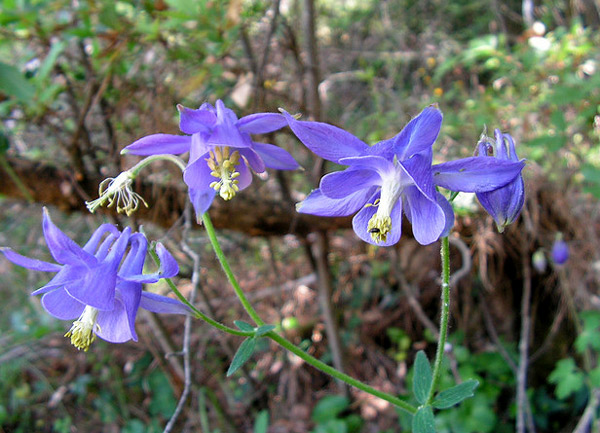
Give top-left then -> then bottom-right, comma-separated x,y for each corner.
1,208 -> 188,351
284,106 -> 525,246
475,129 -> 525,232
122,100 -> 299,216
551,236 -> 569,265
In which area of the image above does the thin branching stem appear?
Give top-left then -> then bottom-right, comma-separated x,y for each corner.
200,212 -> 418,415
427,236 -> 451,405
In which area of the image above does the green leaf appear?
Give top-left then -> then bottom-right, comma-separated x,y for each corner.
432,380 -> 479,409
227,338 -> 256,376
234,320 -> 255,332
0,131 -> 9,154
311,395 -> 350,423
0,61 -> 35,101
412,406 -> 436,433
413,351 -> 433,404
253,409 -> 269,433
255,324 -> 275,337
548,358 -> 585,399
314,419 -> 347,433
590,366 -> 600,388
36,41 -> 66,83
575,311 -> 600,353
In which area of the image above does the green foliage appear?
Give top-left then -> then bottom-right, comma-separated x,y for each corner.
310,395 -> 363,433
0,61 -> 34,101
227,337 -> 257,376
413,350 -> 433,404
575,310 -> 600,353
413,406 -> 436,433
432,380 -> 479,409
387,327 -> 412,362
253,409 -> 269,433
549,358 -> 585,400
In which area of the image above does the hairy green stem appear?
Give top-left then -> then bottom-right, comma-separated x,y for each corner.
267,331 -> 416,414
148,248 -> 252,338
201,213 -> 265,326
427,236 -> 451,405
129,154 -> 187,174
201,212 -> 417,415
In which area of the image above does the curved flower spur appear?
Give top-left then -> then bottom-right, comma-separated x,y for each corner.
0,208 -> 189,351
122,100 -> 300,217
284,106 -> 525,246
475,129 -> 526,232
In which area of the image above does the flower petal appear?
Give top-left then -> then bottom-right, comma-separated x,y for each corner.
252,142 -> 300,170
188,134 -> 211,165
155,242 -> 179,278
400,153 -> 437,200
403,186 -> 445,245
352,191 -> 403,246
119,233 -> 147,278
1,247 -> 61,272
184,152 -> 217,190
31,267 -> 79,295
189,187 -> 216,216
82,224 -> 120,255
436,192 -> 455,237
140,292 -> 192,315
122,134 -> 192,156
41,288 -> 85,320
64,229 -> 130,310
238,147 -> 266,173
319,168 -> 381,199
235,159 -> 253,192
96,298 -> 136,343
65,266 -> 117,310
178,104 -> 216,135
208,100 -> 250,148
433,157 -> 525,192
296,187 -> 377,217
237,113 -> 288,134
42,208 -> 95,267
338,155 -> 395,174
282,110 -> 367,163
389,106 -> 442,160
122,241 -> 178,283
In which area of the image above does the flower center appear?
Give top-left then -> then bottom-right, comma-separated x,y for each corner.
64,306 -> 101,351
86,171 -> 148,216
367,172 -> 404,243
206,146 -> 241,200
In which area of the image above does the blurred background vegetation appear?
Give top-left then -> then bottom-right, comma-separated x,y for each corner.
1,0 -> 600,431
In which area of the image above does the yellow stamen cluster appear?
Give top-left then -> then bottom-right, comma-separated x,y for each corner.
64,306 -> 101,351
86,171 -> 148,216
367,214 -> 392,243
206,147 -> 241,200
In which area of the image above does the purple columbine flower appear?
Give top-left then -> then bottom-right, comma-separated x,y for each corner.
284,106 -> 525,246
475,129 -> 525,232
551,236 -> 569,265
1,208 -> 187,351
122,100 -> 299,216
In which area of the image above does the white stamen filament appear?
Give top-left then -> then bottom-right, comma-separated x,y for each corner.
367,170 -> 404,243
86,171 -> 148,216
64,306 -> 101,352
206,146 -> 241,200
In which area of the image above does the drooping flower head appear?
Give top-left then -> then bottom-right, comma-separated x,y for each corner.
551,234 -> 569,265
475,129 -> 525,232
285,106 -> 525,246
1,208 -> 188,351
122,100 -> 299,216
